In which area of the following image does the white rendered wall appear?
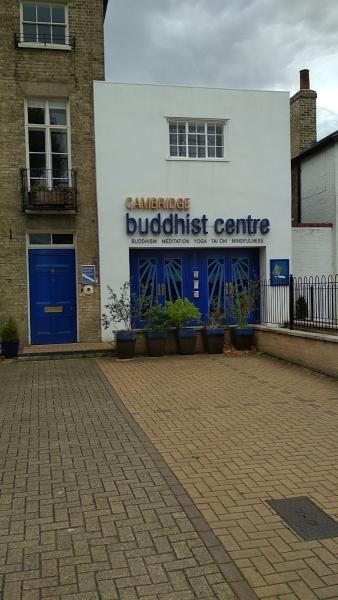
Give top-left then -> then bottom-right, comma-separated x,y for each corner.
292,227 -> 334,277
94,82 -> 292,340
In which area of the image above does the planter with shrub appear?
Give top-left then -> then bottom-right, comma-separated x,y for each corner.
145,302 -> 169,357
229,281 -> 259,350
203,304 -> 225,354
102,282 -> 137,359
0,317 -> 20,359
165,298 -> 201,355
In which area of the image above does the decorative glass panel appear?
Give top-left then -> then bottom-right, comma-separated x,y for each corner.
208,258 -> 225,314
232,257 -> 249,295
139,258 -> 157,317
165,258 -> 182,302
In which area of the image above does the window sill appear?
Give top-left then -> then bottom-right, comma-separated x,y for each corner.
166,157 -> 229,162
17,42 -> 72,51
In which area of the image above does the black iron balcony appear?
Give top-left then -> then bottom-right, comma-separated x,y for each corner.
21,169 -> 78,213
15,32 -> 75,48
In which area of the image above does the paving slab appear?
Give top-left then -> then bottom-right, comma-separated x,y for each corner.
0,359 -> 239,600
99,354 -> 338,600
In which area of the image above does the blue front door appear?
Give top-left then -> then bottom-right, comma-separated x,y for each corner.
130,249 -> 260,327
29,249 -> 77,345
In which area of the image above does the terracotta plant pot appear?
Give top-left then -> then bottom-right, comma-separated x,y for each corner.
203,328 -> 225,353
115,331 -> 136,359
146,331 -> 167,357
231,327 -> 254,350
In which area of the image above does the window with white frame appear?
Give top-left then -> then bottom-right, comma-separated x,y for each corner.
26,99 -> 70,189
21,2 -> 67,44
168,120 -> 225,159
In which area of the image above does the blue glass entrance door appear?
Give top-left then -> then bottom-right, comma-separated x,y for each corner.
29,249 -> 77,344
130,251 -> 190,327
201,250 -> 260,324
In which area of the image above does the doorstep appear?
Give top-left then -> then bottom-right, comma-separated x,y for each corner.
18,342 -> 116,362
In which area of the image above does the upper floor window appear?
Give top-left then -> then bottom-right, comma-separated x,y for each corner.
21,2 -> 67,45
26,99 -> 71,189
168,120 -> 225,159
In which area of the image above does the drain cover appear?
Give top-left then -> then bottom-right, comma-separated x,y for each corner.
267,496 -> 338,540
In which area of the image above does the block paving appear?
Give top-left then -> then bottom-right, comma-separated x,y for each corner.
99,354 -> 338,600
0,358 -> 241,600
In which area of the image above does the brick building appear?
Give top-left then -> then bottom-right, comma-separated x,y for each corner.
291,70 -> 337,276
0,0 -> 108,345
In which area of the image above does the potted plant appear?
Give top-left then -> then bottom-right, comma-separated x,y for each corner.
102,282 -> 137,359
203,303 -> 225,354
145,302 -> 169,357
165,298 -> 201,355
295,295 -> 308,320
0,317 -> 20,359
229,281 -> 259,350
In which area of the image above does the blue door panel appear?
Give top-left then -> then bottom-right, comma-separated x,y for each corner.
130,249 -> 260,327
29,249 -> 77,345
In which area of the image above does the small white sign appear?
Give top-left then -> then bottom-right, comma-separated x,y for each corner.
193,271 -> 199,279
194,280 -> 199,290
194,291 -> 199,298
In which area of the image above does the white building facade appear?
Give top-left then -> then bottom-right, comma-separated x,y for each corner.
94,82 -> 292,338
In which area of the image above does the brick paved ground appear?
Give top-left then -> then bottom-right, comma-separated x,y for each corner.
0,359 -> 241,600
99,354 -> 338,600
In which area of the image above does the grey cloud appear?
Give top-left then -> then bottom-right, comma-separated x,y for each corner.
104,0 -> 338,134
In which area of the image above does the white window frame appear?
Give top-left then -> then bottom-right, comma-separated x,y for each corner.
19,1 -> 71,51
166,117 -> 229,162
24,98 -> 72,190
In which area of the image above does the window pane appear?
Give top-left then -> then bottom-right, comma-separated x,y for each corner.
170,145 -> 178,157
178,123 -> 185,134
23,2 -> 36,21
49,107 -> 67,125
37,23 -> 51,42
169,122 -> 177,133
52,234 -> 73,244
52,155 -> 68,178
208,135 -> 215,146
198,146 -> 206,158
23,23 -> 37,41
188,146 -> 196,158
197,124 -> 205,133
29,233 -> 51,244
52,25 -> 65,43
178,134 -> 185,145
208,147 -> 215,158
216,135 -> 223,146
28,106 -> 45,124
29,130 -> 45,152
178,146 -> 186,157
188,123 -> 196,133
207,124 -> 216,134
52,4 -> 65,23
188,134 -> 197,144
37,4 -> 51,21
29,153 -> 46,179
169,133 -> 177,145
216,146 -> 223,158
51,131 -> 68,153
216,124 -> 223,135
197,134 -> 205,145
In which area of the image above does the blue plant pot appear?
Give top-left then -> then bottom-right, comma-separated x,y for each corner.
146,331 -> 167,357
115,330 -> 136,359
231,327 -> 254,350
176,328 -> 198,355
1,341 -> 19,359
203,328 -> 225,353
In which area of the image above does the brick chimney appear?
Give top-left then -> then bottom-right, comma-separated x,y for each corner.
290,69 -> 317,157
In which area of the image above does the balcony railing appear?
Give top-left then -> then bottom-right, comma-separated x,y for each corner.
21,169 -> 78,212
15,32 -> 75,48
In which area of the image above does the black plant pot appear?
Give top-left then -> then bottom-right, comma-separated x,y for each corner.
146,331 -> 167,357
116,331 -> 136,359
176,328 -> 198,355
231,327 -> 254,350
203,328 -> 225,354
1,341 -> 19,359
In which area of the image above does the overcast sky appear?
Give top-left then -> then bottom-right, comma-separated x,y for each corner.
104,0 -> 338,140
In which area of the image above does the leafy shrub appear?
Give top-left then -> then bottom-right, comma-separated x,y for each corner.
146,302 -> 170,332
165,298 -> 201,329
0,317 -> 19,342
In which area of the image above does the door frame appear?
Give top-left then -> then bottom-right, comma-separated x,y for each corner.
26,232 -> 78,344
